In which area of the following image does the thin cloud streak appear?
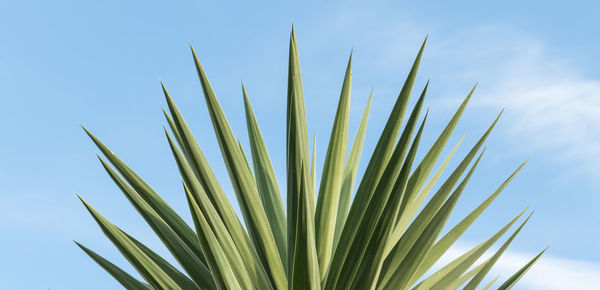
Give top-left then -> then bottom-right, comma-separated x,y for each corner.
426,25 -> 600,178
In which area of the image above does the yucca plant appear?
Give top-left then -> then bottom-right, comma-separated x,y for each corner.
77,27 -> 545,290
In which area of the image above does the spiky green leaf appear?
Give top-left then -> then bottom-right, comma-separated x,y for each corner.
242,84 -> 287,266
333,91 -> 372,251
75,242 -> 152,290
498,248 -> 546,290
286,26 -> 313,280
353,112 -> 428,290
315,52 -> 352,278
97,156 -> 212,287
409,161 -> 527,284
82,127 -> 206,266
291,164 -> 321,289
190,45 -> 287,288
463,213 -> 533,289
79,197 -> 185,290
379,112 -> 501,287
325,40 -> 426,288
165,131 -> 272,289
185,185 -> 246,290
383,150 -> 485,289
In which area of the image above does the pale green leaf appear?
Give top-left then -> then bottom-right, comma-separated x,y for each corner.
423,208 -> 527,290
389,135 -> 464,252
190,45 -> 287,288
185,185 -> 246,290
379,112 -> 501,288
333,91 -> 372,251
332,84 -> 428,289
482,276 -> 500,290
463,213 -> 533,289
162,86 -> 253,269
409,161 -> 527,284
354,112 -> 428,290
383,150 -> 485,289
242,84 -> 287,267
311,130 -> 317,211
165,131 -> 272,289
396,85 -> 477,227
162,87 -> 269,286
315,52 -> 352,278
445,260 -> 489,289
325,39 -> 426,289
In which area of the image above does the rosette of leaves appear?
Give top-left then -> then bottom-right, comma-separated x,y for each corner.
77,27 -> 545,290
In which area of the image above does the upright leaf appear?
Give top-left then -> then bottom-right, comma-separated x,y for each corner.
162,87 -> 269,286
185,185 -> 246,290
325,39 -> 426,289
191,45 -> 287,288
291,164 -> 321,289
383,150 -> 484,289
333,91 -> 372,251
353,113 -> 427,290
379,112 -> 501,287
389,134 -> 464,249
238,140 -> 255,181
286,25 -> 312,279
165,131 -> 272,289
386,86 -> 478,254
330,84 -> 427,290
311,130 -> 317,208
162,85 -> 253,267
396,85 -> 477,226
242,84 -> 287,266
315,52 -> 352,278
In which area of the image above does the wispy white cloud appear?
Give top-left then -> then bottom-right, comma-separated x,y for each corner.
426,25 -> 600,177
437,244 -> 600,290
312,11 -> 600,177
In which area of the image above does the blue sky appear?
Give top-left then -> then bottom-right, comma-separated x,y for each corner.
0,1 -> 599,289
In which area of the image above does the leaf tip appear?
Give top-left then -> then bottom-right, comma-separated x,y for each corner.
80,124 -> 90,135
